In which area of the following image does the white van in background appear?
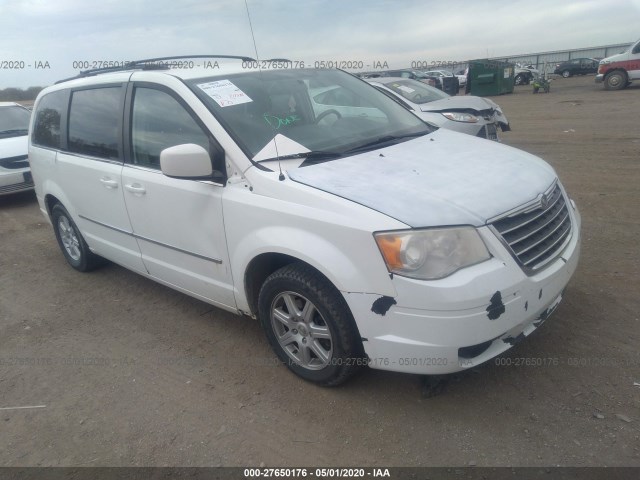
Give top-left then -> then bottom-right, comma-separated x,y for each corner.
596,38 -> 640,90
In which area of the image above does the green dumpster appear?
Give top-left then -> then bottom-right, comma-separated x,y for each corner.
467,59 -> 515,96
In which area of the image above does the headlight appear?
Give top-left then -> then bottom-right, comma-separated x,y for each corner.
441,112 -> 478,123
374,227 -> 491,280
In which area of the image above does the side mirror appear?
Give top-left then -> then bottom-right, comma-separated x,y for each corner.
160,144 -> 216,180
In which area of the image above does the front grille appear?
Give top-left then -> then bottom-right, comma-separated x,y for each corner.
0,180 -> 34,194
478,108 -> 495,120
0,154 -> 29,169
477,124 -> 498,141
491,183 -> 572,271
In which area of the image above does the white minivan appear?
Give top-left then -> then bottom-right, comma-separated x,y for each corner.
29,57 -> 581,387
596,38 -> 640,90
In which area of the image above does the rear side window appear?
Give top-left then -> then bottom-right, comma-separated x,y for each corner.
130,87 -> 210,169
68,87 -> 122,160
32,91 -> 67,149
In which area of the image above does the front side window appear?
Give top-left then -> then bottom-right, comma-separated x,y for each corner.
68,87 -> 122,160
313,86 -> 365,107
32,91 -> 66,148
131,87 -> 211,170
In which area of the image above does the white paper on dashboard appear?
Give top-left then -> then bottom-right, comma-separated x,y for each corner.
196,79 -> 253,107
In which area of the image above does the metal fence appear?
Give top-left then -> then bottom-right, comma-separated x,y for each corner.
488,42 -> 632,74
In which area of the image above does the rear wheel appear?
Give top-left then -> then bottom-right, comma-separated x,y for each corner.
51,204 -> 106,272
258,263 -> 364,386
514,74 -> 525,86
604,70 -> 628,90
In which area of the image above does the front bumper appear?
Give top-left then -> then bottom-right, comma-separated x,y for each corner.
437,119 -> 501,142
595,74 -> 604,84
0,169 -> 34,196
343,201 -> 581,375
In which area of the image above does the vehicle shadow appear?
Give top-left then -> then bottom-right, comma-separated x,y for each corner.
0,190 -> 37,208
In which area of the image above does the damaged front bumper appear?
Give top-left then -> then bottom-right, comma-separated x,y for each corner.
342,205 -> 581,375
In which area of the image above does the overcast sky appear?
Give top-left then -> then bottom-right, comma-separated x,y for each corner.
1,0 -> 639,88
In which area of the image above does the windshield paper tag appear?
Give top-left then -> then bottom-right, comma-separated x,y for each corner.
197,80 -> 253,107
396,85 -> 415,93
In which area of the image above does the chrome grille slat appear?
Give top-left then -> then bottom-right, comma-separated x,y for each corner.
515,209 -> 569,256
496,186 -> 562,235
491,184 -> 572,272
508,198 -> 565,246
522,217 -> 571,266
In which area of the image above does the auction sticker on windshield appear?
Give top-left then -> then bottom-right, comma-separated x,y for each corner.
396,85 -> 415,93
197,79 -> 253,107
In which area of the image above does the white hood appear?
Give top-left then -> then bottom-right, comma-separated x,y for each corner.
288,129 -> 556,227
0,135 -> 28,159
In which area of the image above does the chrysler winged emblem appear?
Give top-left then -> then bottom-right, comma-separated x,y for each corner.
539,192 -> 550,209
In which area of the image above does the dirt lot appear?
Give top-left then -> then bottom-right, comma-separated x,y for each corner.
1,75 -> 639,468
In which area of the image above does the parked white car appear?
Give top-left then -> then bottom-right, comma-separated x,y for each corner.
0,102 -> 33,196
423,69 -> 466,87
29,57 -> 580,387
366,77 -> 509,141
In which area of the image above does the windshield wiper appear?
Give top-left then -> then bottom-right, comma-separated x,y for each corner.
0,129 -> 29,136
257,150 -> 342,163
344,131 -> 429,154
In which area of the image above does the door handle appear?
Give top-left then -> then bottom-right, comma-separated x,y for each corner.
100,177 -> 119,189
124,183 -> 146,195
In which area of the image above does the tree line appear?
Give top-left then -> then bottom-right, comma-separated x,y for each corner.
0,87 -> 45,101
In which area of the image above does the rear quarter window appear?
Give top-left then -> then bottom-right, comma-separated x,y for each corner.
32,90 -> 67,149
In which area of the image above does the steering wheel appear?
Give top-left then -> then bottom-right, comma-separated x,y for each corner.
315,109 -> 342,124
413,94 -> 423,102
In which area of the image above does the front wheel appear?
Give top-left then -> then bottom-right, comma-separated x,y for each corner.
604,70 -> 628,90
562,70 -> 571,78
258,263 -> 364,386
51,204 -> 106,272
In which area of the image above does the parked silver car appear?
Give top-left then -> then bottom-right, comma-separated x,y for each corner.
367,77 -> 510,141
0,102 -> 33,196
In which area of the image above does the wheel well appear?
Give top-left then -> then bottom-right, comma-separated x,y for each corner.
606,68 -> 627,78
44,194 -> 61,218
244,253 -> 329,317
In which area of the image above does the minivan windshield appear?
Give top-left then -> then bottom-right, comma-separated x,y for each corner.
187,69 -> 432,163
0,105 -> 31,138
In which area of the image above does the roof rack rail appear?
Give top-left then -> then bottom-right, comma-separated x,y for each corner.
55,55 -> 257,84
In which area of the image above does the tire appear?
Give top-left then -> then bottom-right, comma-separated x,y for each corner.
258,263 -> 364,386
562,70 -> 571,78
51,204 -> 106,272
604,70 -> 628,91
514,74 -> 525,86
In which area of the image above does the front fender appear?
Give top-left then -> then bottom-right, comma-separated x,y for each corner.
229,225 -> 397,312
